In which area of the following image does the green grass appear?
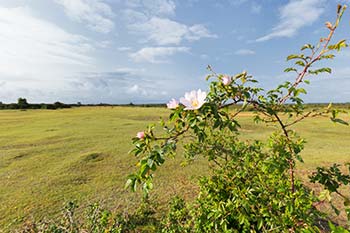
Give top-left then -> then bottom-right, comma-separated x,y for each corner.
0,107 -> 349,230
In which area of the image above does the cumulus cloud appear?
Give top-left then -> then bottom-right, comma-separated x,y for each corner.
0,69 -> 171,104
123,0 -> 217,46
0,6 -> 93,75
256,0 -> 325,42
129,46 -> 190,63
68,70 -> 172,103
129,17 -> 217,45
55,0 -> 115,33
0,6 -> 97,103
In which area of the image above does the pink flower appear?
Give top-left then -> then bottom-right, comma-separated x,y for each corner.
180,89 -> 207,110
167,98 -> 179,109
136,131 -> 145,139
222,75 -> 231,85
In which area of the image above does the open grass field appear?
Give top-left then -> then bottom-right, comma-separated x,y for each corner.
0,106 -> 349,231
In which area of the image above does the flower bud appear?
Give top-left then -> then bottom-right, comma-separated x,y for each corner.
222,75 -> 231,86
167,98 -> 179,109
136,131 -> 145,139
337,4 -> 342,14
325,21 -> 333,30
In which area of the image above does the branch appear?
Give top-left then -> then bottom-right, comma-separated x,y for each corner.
279,6 -> 345,104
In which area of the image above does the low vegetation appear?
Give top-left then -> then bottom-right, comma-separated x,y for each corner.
0,107 -> 349,231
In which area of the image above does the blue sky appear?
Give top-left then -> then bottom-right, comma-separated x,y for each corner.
0,0 -> 349,104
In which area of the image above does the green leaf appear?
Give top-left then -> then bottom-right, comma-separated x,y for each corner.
286,54 -> 304,61
294,88 -> 307,96
328,39 -> 348,51
319,190 -> 331,201
147,158 -> 154,168
344,198 -> 350,206
125,178 -> 133,189
301,44 -> 314,51
320,54 -> 335,60
295,60 -> 306,67
309,67 -> 332,75
331,203 -> 341,216
284,67 -> 297,73
331,118 -> 349,125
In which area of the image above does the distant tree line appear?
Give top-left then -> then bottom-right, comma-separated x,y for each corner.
0,98 -> 167,110
0,98 -> 71,110
1,98 -> 348,110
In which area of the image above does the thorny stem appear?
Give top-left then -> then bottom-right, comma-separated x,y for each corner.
272,5 -> 346,196
154,125 -> 190,141
273,112 -> 296,194
279,6 -> 345,104
284,111 -> 325,128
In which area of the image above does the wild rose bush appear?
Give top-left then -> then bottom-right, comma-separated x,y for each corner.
128,5 -> 350,232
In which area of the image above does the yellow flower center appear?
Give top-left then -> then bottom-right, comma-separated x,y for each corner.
191,99 -> 199,107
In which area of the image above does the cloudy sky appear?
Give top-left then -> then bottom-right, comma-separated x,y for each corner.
0,0 -> 349,104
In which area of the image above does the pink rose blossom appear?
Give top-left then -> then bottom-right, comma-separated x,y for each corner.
180,89 -> 207,110
167,98 -> 179,109
136,131 -> 145,139
222,75 -> 231,85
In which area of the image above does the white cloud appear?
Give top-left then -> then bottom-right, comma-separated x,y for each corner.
122,9 -> 148,23
96,40 -> 112,48
0,6 -> 92,73
129,46 -> 190,63
55,0 -> 115,33
129,17 -> 217,45
256,0 -> 325,42
126,0 -> 176,16
126,84 -> 167,97
0,6 -> 96,103
123,0 -> 216,46
235,49 -> 256,55
66,70 -> 172,103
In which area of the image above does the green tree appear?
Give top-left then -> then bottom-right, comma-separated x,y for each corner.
17,97 -> 29,109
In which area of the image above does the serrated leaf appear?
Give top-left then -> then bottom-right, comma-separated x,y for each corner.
205,74 -> 213,81
295,88 -> 307,95
284,67 -> 297,73
286,54 -> 304,61
295,60 -> 306,67
309,67 -> 332,75
301,44 -> 314,51
320,54 -> 335,60
321,67 -> 332,73
328,39 -> 348,51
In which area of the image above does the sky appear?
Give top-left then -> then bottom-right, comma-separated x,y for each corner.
0,0 -> 349,104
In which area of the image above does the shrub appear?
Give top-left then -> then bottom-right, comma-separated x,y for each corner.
127,4 -> 349,232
